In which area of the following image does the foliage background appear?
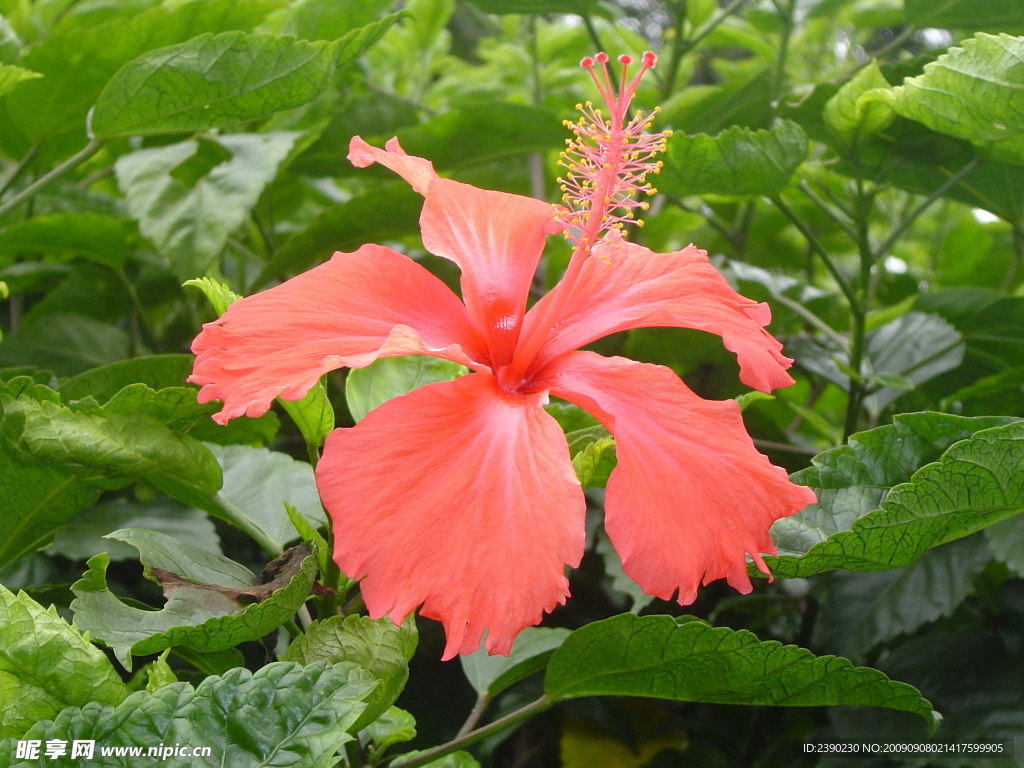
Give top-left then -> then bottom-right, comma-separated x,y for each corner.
0,0 -> 1023,766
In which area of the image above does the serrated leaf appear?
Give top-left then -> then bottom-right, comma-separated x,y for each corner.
345,355 -> 467,422
813,535 -> 992,662
0,584 -> 128,739
461,626 -> 570,698
544,614 -> 936,729
7,661 -> 375,768
0,64 -> 39,97
770,413 -> 1014,559
45,498 -> 220,562
865,34 -> 1024,164
116,133 -> 297,278
0,213 -> 128,269
145,651 -> 177,693
184,277 -> 241,316
823,61 -> 894,147
571,436 -> 616,488
768,419 -> 1024,578
284,614 -> 417,728
200,443 -> 325,549
90,22 -> 394,137
4,0 -> 280,156
660,121 -> 808,198
0,392 -> 222,492
59,355 -> 195,402
71,543 -> 317,670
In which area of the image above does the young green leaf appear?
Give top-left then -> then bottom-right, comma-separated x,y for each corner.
544,614 -> 937,730
183,277 -> 242,316
7,661 -> 375,768
279,381 -> 335,448
0,64 -> 40,98
346,355 -> 468,422
660,121 -> 808,198
364,707 -> 417,761
0,584 -> 128,738
284,614 -> 418,728
822,61 -> 894,148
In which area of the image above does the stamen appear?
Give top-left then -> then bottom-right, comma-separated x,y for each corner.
555,51 -> 666,249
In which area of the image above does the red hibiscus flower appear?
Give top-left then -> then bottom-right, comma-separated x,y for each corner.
190,53 -> 815,660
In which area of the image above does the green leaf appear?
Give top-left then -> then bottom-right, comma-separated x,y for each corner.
254,183 -> 423,288
280,382 -> 334,448
0,314 -> 131,378
269,0 -> 394,42
544,614 -> 936,729
283,614 -> 417,728
4,0 -> 282,156
0,63 -> 38,97
59,355 -> 194,402
71,542 -> 317,670
464,0 -> 600,13
89,23 -> 393,137
865,34 -> 1024,164
822,61 -> 894,148
115,133 -> 297,278
735,391 -> 775,411
400,751 -> 481,768
345,355 -> 467,422
200,443 -> 326,549
0,15 -> 21,65
45,497 -> 221,562
571,436 -> 616,488
0,391 -> 222,492
813,535 -> 992,662
7,661 -> 375,767
904,0 -> 1024,35
184,276 -> 241,316
460,626 -> 570,698
768,418 -> 1024,578
0,213 -> 128,269
0,446 -> 102,569
145,650 -> 177,693
364,706 -> 417,761
595,532 -> 654,614
0,584 -> 128,739
106,527 -> 254,587
659,121 -> 808,199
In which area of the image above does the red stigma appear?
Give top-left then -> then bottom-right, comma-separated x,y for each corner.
595,52 -> 609,63
642,51 -> 657,68
580,56 -> 594,68
618,54 -> 632,64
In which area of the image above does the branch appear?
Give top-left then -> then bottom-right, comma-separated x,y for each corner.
0,138 -> 104,220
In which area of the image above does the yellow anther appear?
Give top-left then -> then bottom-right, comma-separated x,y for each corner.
636,219 -> 645,227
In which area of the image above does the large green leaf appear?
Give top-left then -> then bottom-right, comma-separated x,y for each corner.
465,0 -> 602,14
345,355 -> 467,422
813,535 -> 992,662
544,614 -> 936,728
659,121 -> 808,199
5,661 -> 375,768
0,446 -> 101,569
59,355 -> 194,402
2,0 -> 279,156
71,538 -> 317,669
91,16 -> 401,137
768,418 -> 1024,578
867,34 -> 1024,164
904,0 -> 1024,31
0,213 -> 128,270
199,444 -> 326,549
106,527 -> 254,587
0,584 -> 128,739
269,0 -> 394,42
115,133 -> 297,278
461,626 -> 570,698
0,314 -> 131,378
284,614 -> 417,728
0,390 -> 222,493
253,184 -> 423,287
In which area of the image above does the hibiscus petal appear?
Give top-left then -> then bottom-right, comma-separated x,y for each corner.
520,233 -> 795,392
545,352 -> 815,604
190,244 -> 487,424
347,135 -> 561,367
317,373 -> 585,659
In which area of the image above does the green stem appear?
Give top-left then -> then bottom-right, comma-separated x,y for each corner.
581,14 -> 617,89
772,290 -> 847,349
685,0 -> 747,55
117,266 -> 162,353
455,693 -> 491,739
799,181 -> 859,242
772,195 -> 859,310
872,158 -> 980,263
843,184 -> 875,441
0,138 -> 103,220
388,696 -> 553,768
0,144 -> 40,200
770,0 -> 795,112
1003,225 -> 1024,292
